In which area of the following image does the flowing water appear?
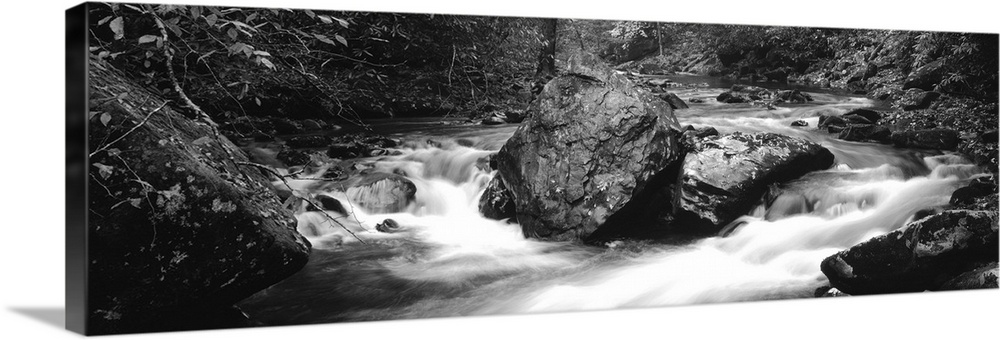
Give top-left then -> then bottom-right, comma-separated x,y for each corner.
238,76 -> 985,325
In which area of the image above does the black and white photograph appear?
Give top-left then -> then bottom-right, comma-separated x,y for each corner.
5,0 -> 1000,339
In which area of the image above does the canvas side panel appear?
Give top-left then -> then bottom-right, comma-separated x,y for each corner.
65,2 -> 89,335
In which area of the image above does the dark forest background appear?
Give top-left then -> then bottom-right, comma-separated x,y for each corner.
87,3 -> 998,124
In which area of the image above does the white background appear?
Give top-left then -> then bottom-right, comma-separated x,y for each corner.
1,0 -> 997,339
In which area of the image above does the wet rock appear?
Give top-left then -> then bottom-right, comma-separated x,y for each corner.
774,89 -> 812,103
492,52 -> 684,241
694,126 -> 720,138
950,176 -> 998,206
478,176 -> 517,221
820,210 -> 999,295
790,120 -> 808,127
87,62 -> 309,334
340,173 -> 417,213
504,109 -> 527,123
717,85 -> 773,103
689,98 -> 705,103
482,114 -> 506,125
890,129 -> 960,150
327,143 -> 364,159
838,124 -> 891,143
818,115 -> 847,130
842,114 -> 873,125
670,132 -> 835,233
659,92 -> 689,110
306,194 -> 347,215
764,192 -> 812,221
937,262 -> 999,290
325,134 -> 398,159
842,108 -> 881,124
375,219 -> 403,233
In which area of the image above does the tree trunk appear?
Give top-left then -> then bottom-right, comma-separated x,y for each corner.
535,18 -> 558,80
531,19 -> 558,97
657,23 -> 663,56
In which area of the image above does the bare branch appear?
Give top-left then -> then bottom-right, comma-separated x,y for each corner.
237,161 -> 368,245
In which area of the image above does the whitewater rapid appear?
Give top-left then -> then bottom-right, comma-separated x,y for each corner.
241,86 -> 984,322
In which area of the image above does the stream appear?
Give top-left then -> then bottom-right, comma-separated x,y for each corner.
237,76 -> 985,325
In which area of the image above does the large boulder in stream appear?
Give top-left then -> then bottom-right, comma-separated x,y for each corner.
487,53 -> 685,241
821,210 -> 998,295
671,132 -> 835,232
87,60 -> 310,334
587,132 -> 834,241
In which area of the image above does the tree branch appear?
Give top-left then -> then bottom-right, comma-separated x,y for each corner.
237,161 -> 368,245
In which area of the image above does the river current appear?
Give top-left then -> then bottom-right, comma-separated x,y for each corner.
238,77 -> 984,325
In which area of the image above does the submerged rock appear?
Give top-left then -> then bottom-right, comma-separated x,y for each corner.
820,210 -> 999,295
375,218 -> 404,233
87,61 -> 310,334
339,173 -> 417,214
491,53 -> 685,241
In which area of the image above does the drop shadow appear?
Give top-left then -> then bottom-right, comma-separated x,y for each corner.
9,307 -> 65,329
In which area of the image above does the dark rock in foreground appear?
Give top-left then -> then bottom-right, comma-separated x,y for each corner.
938,262 -> 999,290
821,210 -> 998,295
890,129 -> 959,150
950,175 -> 997,207
479,176 -> 517,221
87,61 -> 310,334
491,53 -> 685,241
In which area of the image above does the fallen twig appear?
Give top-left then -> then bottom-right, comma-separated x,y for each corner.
237,161 -> 368,245
90,101 -> 169,157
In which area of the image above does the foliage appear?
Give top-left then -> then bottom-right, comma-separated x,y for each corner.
88,3 -> 549,126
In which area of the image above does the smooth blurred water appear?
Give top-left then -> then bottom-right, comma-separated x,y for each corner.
238,83 -> 980,325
